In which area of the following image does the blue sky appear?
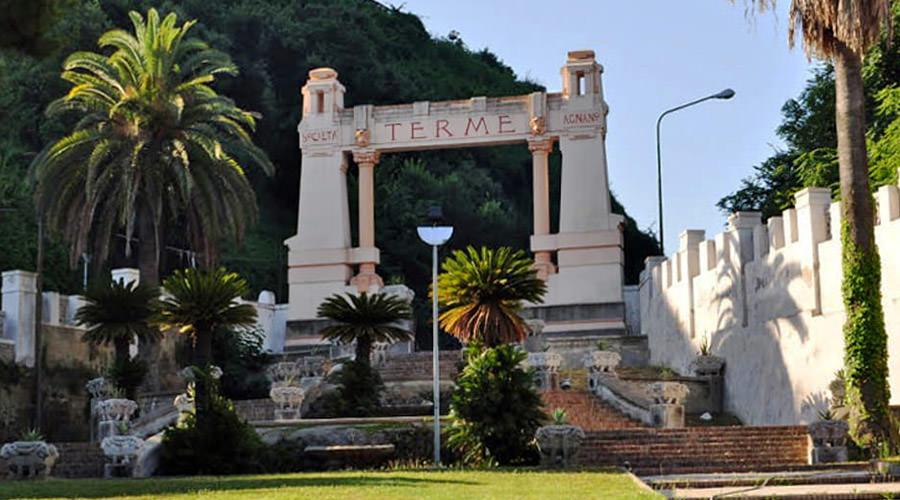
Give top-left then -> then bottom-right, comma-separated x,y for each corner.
401,0 -> 817,255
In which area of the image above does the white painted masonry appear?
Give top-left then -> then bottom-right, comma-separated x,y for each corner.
640,182 -> 900,425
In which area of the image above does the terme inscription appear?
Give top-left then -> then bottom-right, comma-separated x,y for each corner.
381,115 -> 520,142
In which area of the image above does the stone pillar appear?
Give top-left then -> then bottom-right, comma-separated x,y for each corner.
350,150 -> 383,292
528,136 -> 556,280
2,270 -> 37,367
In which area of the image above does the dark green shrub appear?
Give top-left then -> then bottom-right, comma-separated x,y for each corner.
159,372 -> 263,475
213,328 -> 272,400
447,345 -> 545,466
106,357 -> 148,401
332,360 -> 385,417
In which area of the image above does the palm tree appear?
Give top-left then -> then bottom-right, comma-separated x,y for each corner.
30,8 -> 274,286
742,0 -> 894,447
76,279 -> 159,368
437,246 -> 547,348
158,268 -> 257,414
317,292 -> 413,367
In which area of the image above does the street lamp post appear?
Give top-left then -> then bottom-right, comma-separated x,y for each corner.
416,206 -> 453,467
656,88 -> 735,255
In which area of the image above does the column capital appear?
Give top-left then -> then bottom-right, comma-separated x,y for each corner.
352,149 -> 381,166
527,136 -> 554,154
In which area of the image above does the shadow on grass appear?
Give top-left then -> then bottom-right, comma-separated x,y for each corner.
0,474 -> 478,499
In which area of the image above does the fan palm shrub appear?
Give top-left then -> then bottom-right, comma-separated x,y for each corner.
158,268 -> 257,416
317,292 -> 413,366
76,279 -> 159,398
30,8 -> 273,285
742,0 -> 894,449
437,246 -> 546,348
316,292 -> 412,416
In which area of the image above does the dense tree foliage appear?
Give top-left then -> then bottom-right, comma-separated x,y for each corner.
719,3 -> 900,217
1,0 -> 659,345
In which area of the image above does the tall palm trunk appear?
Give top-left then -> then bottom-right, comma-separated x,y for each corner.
193,329 -> 213,417
834,40 -> 892,448
355,335 -> 372,368
113,336 -> 130,367
137,207 -> 160,288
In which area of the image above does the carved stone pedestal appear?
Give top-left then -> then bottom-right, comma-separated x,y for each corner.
649,382 -> 689,428
101,435 -> 144,478
0,441 -> 59,479
535,425 -> 585,468
808,420 -> 849,464
650,404 -> 684,429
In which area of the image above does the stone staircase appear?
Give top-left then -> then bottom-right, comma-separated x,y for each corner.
580,425 -> 810,476
52,442 -> 105,478
377,351 -> 461,382
542,390 -> 644,430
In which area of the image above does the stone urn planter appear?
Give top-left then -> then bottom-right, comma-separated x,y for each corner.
0,440 -> 59,479
689,355 -> 725,377
526,352 -> 563,391
96,398 -> 138,439
101,435 -> 145,478
648,382 -> 689,428
535,424 -> 585,468
584,350 -> 621,391
808,420 -> 849,464
270,385 -> 306,420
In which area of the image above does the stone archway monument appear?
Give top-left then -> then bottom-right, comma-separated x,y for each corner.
286,50 -> 626,349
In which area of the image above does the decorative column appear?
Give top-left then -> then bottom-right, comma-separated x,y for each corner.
528,136 -> 556,280
351,149 -> 383,291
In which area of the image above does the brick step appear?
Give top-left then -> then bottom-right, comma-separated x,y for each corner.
577,425 -> 809,474
52,442 -> 105,478
582,439 -> 806,453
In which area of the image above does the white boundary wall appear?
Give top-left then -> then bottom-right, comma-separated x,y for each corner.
640,182 -> 900,425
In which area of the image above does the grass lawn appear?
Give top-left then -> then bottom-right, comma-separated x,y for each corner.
0,469 -> 660,499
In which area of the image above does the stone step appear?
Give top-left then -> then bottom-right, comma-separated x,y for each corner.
578,426 -> 810,475
642,464 -> 874,489
51,442 -> 105,479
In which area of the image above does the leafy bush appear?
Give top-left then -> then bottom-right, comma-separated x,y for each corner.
160,373 -> 263,475
447,345 -> 545,466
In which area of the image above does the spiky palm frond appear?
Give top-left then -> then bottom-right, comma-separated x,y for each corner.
76,280 -> 160,346
317,292 -> 413,346
30,8 -> 274,271
739,1 -> 893,58
158,268 -> 257,339
437,246 -> 547,347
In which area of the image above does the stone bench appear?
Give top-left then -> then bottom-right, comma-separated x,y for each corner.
303,444 -> 395,469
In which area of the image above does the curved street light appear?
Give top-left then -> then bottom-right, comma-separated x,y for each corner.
416,206 -> 453,467
656,88 -> 735,255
